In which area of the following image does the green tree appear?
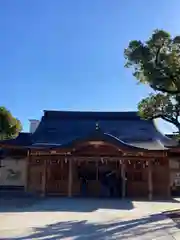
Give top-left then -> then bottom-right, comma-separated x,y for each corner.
124,29 -> 180,132
0,107 -> 22,140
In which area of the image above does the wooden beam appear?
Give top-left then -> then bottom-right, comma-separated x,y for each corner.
67,156 -> 155,161
148,160 -> 153,200
29,147 -> 166,157
30,149 -> 71,156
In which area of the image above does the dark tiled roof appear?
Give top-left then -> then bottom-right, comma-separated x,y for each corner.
0,132 -> 32,147
43,110 -> 141,120
31,110 -> 177,150
57,130 -> 146,151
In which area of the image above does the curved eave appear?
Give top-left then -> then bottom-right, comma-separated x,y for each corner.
152,119 -> 178,147
0,140 -> 169,154
30,144 -> 69,151
0,131 -> 170,154
0,133 -> 32,149
0,143 -> 29,149
168,145 -> 180,152
0,143 -> 52,150
48,132 -> 168,153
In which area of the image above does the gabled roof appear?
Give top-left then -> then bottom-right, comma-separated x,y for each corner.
31,110 -> 177,150
0,111 -> 177,151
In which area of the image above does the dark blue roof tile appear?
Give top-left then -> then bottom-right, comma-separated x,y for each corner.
31,110 -> 177,150
43,110 -> 140,120
0,132 -> 32,146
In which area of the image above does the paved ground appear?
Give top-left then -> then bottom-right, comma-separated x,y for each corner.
0,197 -> 180,239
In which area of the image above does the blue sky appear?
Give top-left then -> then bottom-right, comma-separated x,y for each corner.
0,0 -> 179,132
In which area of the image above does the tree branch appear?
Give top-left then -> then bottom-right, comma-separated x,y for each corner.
161,116 -> 179,126
152,43 -> 180,94
150,84 -> 180,94
155,45 -> 162,66
175,105 -> 179,121
150,114 -> 180,129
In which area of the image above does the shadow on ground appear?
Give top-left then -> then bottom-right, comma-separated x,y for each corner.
0,197 -> 134,213
134,198 -> 180,203
1,196 -> 180,213
3,213 -> 175,240
164,209 -> 180,228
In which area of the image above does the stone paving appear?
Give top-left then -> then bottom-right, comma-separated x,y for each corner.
0,197 -> 180,239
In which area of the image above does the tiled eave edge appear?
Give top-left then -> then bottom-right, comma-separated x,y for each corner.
29,143 -> 167,158
0,143 -> 168,158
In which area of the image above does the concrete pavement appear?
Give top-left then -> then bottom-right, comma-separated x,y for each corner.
0,198 -> 180,239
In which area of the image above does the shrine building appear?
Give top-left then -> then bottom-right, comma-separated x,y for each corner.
0,110 -> 180,200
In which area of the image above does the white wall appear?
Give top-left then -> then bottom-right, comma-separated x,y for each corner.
29,119 -> 40,133
0,158 -> 26,186
169,159 -> 180,169
170,159 -> 180,187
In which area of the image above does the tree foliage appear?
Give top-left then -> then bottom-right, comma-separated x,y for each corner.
0,107 -> 22,140
124,29 -> 180,132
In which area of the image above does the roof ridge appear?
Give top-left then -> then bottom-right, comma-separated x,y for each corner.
43,110 -> 140,120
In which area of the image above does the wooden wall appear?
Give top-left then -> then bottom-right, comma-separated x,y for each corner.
152,158 -> 170,198
169,159 -> 180,192
28,157 -> 44,194
27,148 -> 170,199
46,160 -> 69,195
28,156 -> 69,195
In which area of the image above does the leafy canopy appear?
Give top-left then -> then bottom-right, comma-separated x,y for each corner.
124,29 -> 180,131
0,107 -> 22,140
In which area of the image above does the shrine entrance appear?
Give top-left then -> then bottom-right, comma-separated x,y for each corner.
70,141 -> 126,198
27,138 -> 170,199
74,159 -> 123,198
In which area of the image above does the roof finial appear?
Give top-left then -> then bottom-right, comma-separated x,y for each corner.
96,122 -> 99,130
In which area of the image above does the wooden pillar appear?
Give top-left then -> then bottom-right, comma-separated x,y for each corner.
68,159 -> 72,197
167,157 -> 171,198
41,159 -> 47,197
25,150 -> 29,192
96,160 -> 98,180
121,160 -> 126,198
148,160 -> 153,200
